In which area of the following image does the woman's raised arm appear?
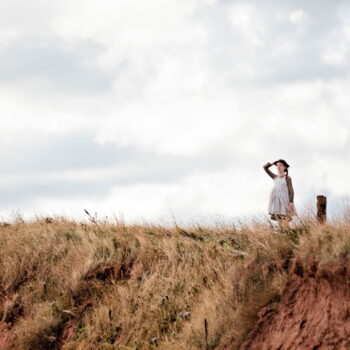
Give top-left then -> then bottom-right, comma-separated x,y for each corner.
263,162 -> 277,179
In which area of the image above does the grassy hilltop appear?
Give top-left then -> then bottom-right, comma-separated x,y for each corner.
0,207 -> 350,350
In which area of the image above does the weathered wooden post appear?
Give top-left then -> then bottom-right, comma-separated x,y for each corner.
317,195 -> 327,223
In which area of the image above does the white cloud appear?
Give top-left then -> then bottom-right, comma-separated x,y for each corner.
228,3 -> 266,47
0,28 -> 19,48
289,9 -> 310,24
0,0 -> 350,223
321,44 -> 347,65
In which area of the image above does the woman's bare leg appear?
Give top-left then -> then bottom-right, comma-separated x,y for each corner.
283,217 -> 290,231
278,216 -> 290,232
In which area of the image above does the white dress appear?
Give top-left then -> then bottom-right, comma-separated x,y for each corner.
268,175 -> 297,218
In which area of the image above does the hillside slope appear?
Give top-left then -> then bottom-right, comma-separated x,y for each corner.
0,210 -> 349,349
239,258 -> 350,350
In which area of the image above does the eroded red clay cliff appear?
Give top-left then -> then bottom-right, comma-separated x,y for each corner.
240,258 -> 350,350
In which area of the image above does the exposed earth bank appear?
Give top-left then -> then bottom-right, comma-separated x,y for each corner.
239,257 -> 350,350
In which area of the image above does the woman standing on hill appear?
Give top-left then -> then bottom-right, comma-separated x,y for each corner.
263,159 -> 297,230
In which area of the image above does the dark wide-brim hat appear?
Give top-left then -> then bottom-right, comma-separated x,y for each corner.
273,159 -> 290,168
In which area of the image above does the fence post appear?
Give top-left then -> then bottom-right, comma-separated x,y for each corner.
317,195 -> 327,223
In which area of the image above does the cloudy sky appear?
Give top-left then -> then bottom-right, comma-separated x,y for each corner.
0,0 -> 349,224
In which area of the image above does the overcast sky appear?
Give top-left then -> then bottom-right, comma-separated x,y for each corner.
0,0 -> 349,224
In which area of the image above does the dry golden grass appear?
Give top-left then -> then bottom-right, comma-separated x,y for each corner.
0,205 -> 349,350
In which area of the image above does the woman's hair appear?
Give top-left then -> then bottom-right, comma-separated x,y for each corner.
273,159 -> 290,183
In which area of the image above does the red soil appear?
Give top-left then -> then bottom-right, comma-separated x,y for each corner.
239,258 -> 350,350
0,321 -> 16,350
